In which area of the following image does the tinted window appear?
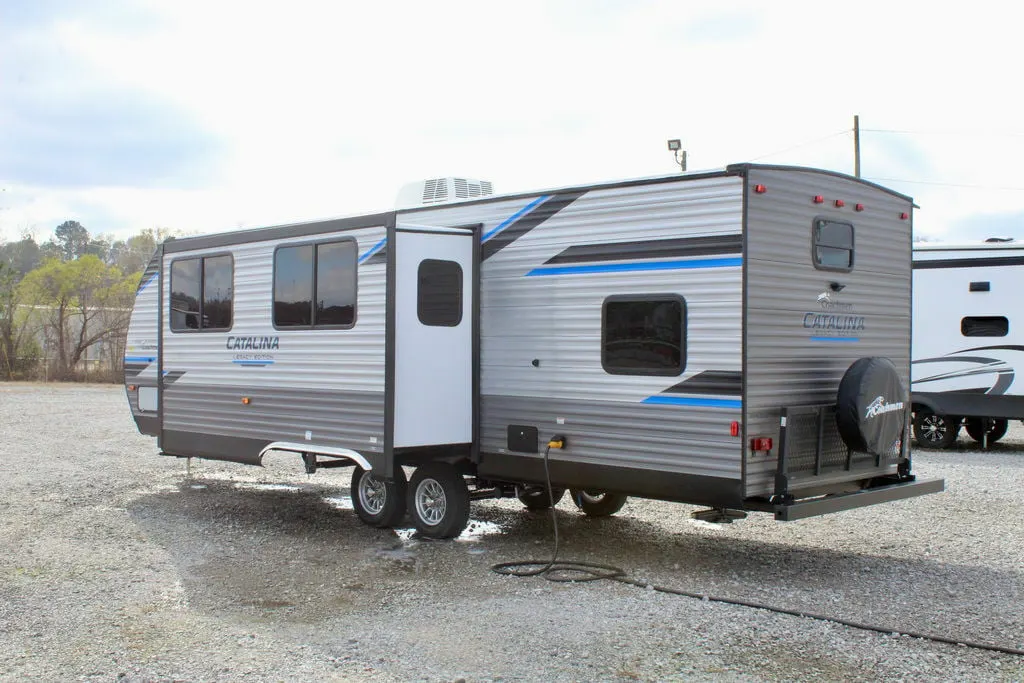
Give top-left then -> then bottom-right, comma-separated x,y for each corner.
274,245 -> 314,327
603,297 -> 685,375
316,241 -> 356,326
170,258 -> 201,330
962,316 -> 1009,337
813,219 -> 854,271
203,255 -> 233,329
418,259 -> 463,327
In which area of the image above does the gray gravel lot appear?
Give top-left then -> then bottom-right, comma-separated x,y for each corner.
1,383 -> 1023,682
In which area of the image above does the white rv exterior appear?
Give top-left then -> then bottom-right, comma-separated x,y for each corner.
912,241 -> 1024,448
124,165 -> 942,538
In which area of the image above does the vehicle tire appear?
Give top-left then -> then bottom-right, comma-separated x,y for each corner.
350,466 -> 407,528
913,409 -> 960,449
569,489 -> 628,517
517,485 -> 566,510
407,463 -> 471,539
965,417 -> 1008,445
836,357 -> 908,456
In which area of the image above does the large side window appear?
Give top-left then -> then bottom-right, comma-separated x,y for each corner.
602,295 -> 686,376
418,259 -> 463,327
812,218 -> 854,271
170,255 -> 233,332
274,239 -> 356,328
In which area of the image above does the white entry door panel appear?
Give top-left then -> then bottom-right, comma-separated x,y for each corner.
393,226 -> 474,448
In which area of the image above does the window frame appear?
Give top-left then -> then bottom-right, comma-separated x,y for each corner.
417,258 -> 464,327
601,293 -> 687,377
811,217 -> 855,273
168,252 -> 234,333
272,236 -> 358,331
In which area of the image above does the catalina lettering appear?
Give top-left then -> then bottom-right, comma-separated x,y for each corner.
802,313 -> 866,331
226,336 -> 280,350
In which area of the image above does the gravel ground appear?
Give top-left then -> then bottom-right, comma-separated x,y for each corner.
1,383 -> 1023,682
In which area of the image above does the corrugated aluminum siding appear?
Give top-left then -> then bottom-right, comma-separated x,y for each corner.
403,175 -> 746,479
124,252 -> 161,420
159,226 -> 388,457
743,168 -> 913,497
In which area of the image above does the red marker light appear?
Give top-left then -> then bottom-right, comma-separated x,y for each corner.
834,199 -> 845,208
750,437 -> 773,452
813,195 -> 824,204
855,203 -> 865,212
900,212 -> 910,220
754,184 -> 767,194
730,421 -> 740,437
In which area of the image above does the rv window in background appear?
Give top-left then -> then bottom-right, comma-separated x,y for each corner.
170,255 -> 233,332
962,316 -> 1009,337
274,239 -> 356,328
812,218 -> 854,271
602,295 -> 686,376
417,259 -> 463,327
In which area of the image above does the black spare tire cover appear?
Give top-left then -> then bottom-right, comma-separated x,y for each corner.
836,357 -> 907,456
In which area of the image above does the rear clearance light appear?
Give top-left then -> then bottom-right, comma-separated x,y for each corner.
900,212 -> 910,220
127,384 -> 137,391
753,184 -> 767,194
813,195 -> 824,204
855,203 -> 865,212
750,437 -> 773,452
730,421 -> 740,437
834,199 -> 845,208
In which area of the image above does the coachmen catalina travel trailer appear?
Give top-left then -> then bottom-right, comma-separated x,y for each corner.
912,239 -> 1024,448
124,164 -> 943,538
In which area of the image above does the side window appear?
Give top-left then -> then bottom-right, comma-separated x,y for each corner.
170,255 -> 233,332
418,259 -> 463,327
274,239 -> 356,329
962,316 -> 1008,337
813,218 -> 854,271
602,296 -> 685,376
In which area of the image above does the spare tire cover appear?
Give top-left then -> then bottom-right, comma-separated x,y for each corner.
836,357 -> 907,456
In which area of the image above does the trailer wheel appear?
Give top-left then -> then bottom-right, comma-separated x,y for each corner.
408,463 -> 470,539
516,485 -> 566,510
965,417 -> 1008,445
351,466 -> 407,528
570,489 -> 627,517
912,410 -> 960,449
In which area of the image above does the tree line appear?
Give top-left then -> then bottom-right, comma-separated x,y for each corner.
0,221 -> 172,382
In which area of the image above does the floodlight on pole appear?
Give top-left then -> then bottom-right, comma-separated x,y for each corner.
667,139 -> 687,172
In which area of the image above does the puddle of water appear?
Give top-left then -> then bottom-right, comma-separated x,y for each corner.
189,484 -> 207,490
322,495 -> 354,511
376,546 -> 417,563
232,482 -> 301,493
391,518 -> 504,544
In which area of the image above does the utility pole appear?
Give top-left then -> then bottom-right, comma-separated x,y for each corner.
853,114 -> 861,178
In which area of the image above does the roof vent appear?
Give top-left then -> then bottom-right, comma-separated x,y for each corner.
396,177 -> 494,209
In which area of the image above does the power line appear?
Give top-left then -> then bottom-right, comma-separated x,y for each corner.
746,129 -> 851,162
863,128 -> 1024,139
866,177 -> 1024,192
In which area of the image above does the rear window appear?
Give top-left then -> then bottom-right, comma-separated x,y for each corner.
813,218 -> 854,271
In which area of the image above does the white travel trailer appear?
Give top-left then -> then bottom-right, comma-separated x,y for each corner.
912,239 -> 1024,448
124,164 -> 942,538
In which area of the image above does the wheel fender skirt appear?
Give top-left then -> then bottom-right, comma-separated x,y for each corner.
767,477 -> 945,521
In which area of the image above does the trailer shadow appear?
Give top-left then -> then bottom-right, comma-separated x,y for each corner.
126,477 -> 1024,648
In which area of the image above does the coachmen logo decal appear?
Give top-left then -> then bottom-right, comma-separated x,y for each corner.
865,396 -> 904,419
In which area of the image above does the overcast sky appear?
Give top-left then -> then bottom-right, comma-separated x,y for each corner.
2,0 -> 1023,245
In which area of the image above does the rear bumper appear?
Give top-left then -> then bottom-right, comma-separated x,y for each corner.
756,477 -> 945,521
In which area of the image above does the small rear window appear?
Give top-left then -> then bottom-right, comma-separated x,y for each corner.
962,316 -> 1008,337
813,218 -> 854,271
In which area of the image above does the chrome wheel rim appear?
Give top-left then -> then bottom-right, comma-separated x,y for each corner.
358,473 -> 386,515
415,478 -> 446,526
921,415 -> 948,444
579,490 -> 605,504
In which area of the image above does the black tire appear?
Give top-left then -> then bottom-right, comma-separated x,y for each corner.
407,463 -> 470,539
517,485 -> 566,510
965,417 -> 1008,445
350,466 -> 407,528
569,489 -> 627,517
913,410 -> 960,449
836,357 -> 908,457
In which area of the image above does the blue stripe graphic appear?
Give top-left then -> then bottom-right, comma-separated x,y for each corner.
232,360 -> 275,366
124,356 -> 156,363
526,257 -> 742,277
482,196 -> 550,242
359,237 -> 387,263
643,396 -> 743,409
136,272 -> 158,295
810,336 -> 860,343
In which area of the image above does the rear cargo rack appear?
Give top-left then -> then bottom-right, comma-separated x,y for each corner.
774,403 -> 903,499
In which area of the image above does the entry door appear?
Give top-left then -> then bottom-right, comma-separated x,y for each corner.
393,226 -> 475,448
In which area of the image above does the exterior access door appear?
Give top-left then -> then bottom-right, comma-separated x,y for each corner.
391,225 -> 476,449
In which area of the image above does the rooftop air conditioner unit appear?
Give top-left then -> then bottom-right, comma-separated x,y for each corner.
395,177 -> 494,209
